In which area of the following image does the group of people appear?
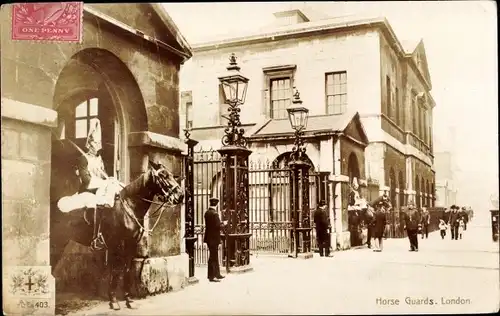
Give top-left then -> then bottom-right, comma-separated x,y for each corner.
438,205 -> 469,240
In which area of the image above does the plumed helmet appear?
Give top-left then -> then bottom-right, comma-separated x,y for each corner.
352,177 -> 359,189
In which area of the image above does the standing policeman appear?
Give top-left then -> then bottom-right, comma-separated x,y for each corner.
314,200 -> 332,257
403,204 -> 421,251
204,197 -> 225,282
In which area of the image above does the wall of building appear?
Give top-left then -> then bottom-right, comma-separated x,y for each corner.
180,29 -> 381,129
405,57 -> 433,158
380,31 -> 405,132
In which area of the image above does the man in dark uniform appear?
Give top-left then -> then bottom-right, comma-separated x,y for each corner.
403,204 -> 421,251
314,200 -> 332,257
448,205 -> 460,240
421,205 -> 430,239
204,197 -> 225,282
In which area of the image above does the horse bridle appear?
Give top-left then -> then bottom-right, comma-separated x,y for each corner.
120,170 -> 182,236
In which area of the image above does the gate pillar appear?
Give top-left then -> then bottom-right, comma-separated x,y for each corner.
218,146 -> 253,273
217,53 -> 253,274
288,159 -> 313,259
183,129 -> 199,285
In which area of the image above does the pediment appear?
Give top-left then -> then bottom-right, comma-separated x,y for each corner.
412,40 -> 432,89
343,113 -> 369,146
87,4 -> 191,59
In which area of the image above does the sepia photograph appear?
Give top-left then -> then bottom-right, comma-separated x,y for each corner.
1,1 -> 498,315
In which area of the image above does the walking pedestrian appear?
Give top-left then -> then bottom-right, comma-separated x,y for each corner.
438,218 -> 447,239
372,202 -> 387,252
421,206 -> 430,239
313,200 -> 332,257
448,205 -> 460,240
204,197 -> 226,282
403,204 -> 421,252
458,217 -> 465,239
460,207 -> 469,231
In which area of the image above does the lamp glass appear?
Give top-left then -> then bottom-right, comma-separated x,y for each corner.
220,76 -> 249,105
287,106 -> 309,131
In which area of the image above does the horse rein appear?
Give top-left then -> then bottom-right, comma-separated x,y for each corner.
120,176 -> 181,236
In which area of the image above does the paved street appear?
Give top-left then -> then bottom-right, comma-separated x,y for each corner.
69,222 -> 499,315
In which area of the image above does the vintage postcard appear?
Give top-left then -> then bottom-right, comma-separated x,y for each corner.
1,2 -> 498,315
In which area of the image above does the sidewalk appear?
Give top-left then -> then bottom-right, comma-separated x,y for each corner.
66,224 -> 499,315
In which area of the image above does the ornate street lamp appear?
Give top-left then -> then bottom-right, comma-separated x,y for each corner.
286,88 -> 313,259
217,53 -> 253,273
218,53 -> 249,148
287,89 -> 309,163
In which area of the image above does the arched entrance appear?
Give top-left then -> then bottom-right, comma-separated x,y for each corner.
50,48 -> 147,296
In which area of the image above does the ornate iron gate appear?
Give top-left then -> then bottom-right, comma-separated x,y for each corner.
189,147 -> 330,265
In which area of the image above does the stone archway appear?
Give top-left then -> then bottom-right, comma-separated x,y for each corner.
50,48 -> 148,297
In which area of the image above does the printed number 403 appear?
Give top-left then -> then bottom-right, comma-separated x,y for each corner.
18,300 -> 49,308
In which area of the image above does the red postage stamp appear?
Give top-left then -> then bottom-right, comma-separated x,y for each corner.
11,2 -> 83,42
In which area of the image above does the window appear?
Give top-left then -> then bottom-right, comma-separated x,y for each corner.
411,91 -> 418,135
75,98 -> 99,138
218,84 -> 230,125
386,76 -> 392,118
181,90 -> 193,128
270,78 -> 292,119
186,101 -> 193,129
395,87 -> 400,125
326,71 -> 347,115
423,110 -> 428,144
263,65 -> 296,119
419,105 -> 424,140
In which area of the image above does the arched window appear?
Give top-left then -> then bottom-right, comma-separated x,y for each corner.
426,180 -> 430,207
75,98 -> 99,138
431,182 -> 435,207
398,171 -> 404,208
415,176 -> 420,208
389,168 -> 397,208
421,178 -> 425,208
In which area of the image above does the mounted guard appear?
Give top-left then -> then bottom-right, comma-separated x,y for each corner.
57,118 -> 123,251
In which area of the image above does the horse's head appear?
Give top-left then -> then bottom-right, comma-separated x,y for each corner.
148,160 -> 184,206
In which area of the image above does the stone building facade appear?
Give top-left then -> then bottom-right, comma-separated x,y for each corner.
180,10 -> 436,248
1,3 -> 191,313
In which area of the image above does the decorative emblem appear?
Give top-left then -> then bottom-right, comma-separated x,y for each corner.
10,268 -> 49,296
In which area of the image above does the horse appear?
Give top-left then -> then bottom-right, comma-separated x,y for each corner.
50,160 -> 184,310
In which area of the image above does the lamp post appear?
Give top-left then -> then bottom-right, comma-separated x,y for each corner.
287,88 -> 313,259
217,53 -> 253,273
183,128 -> 199,285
